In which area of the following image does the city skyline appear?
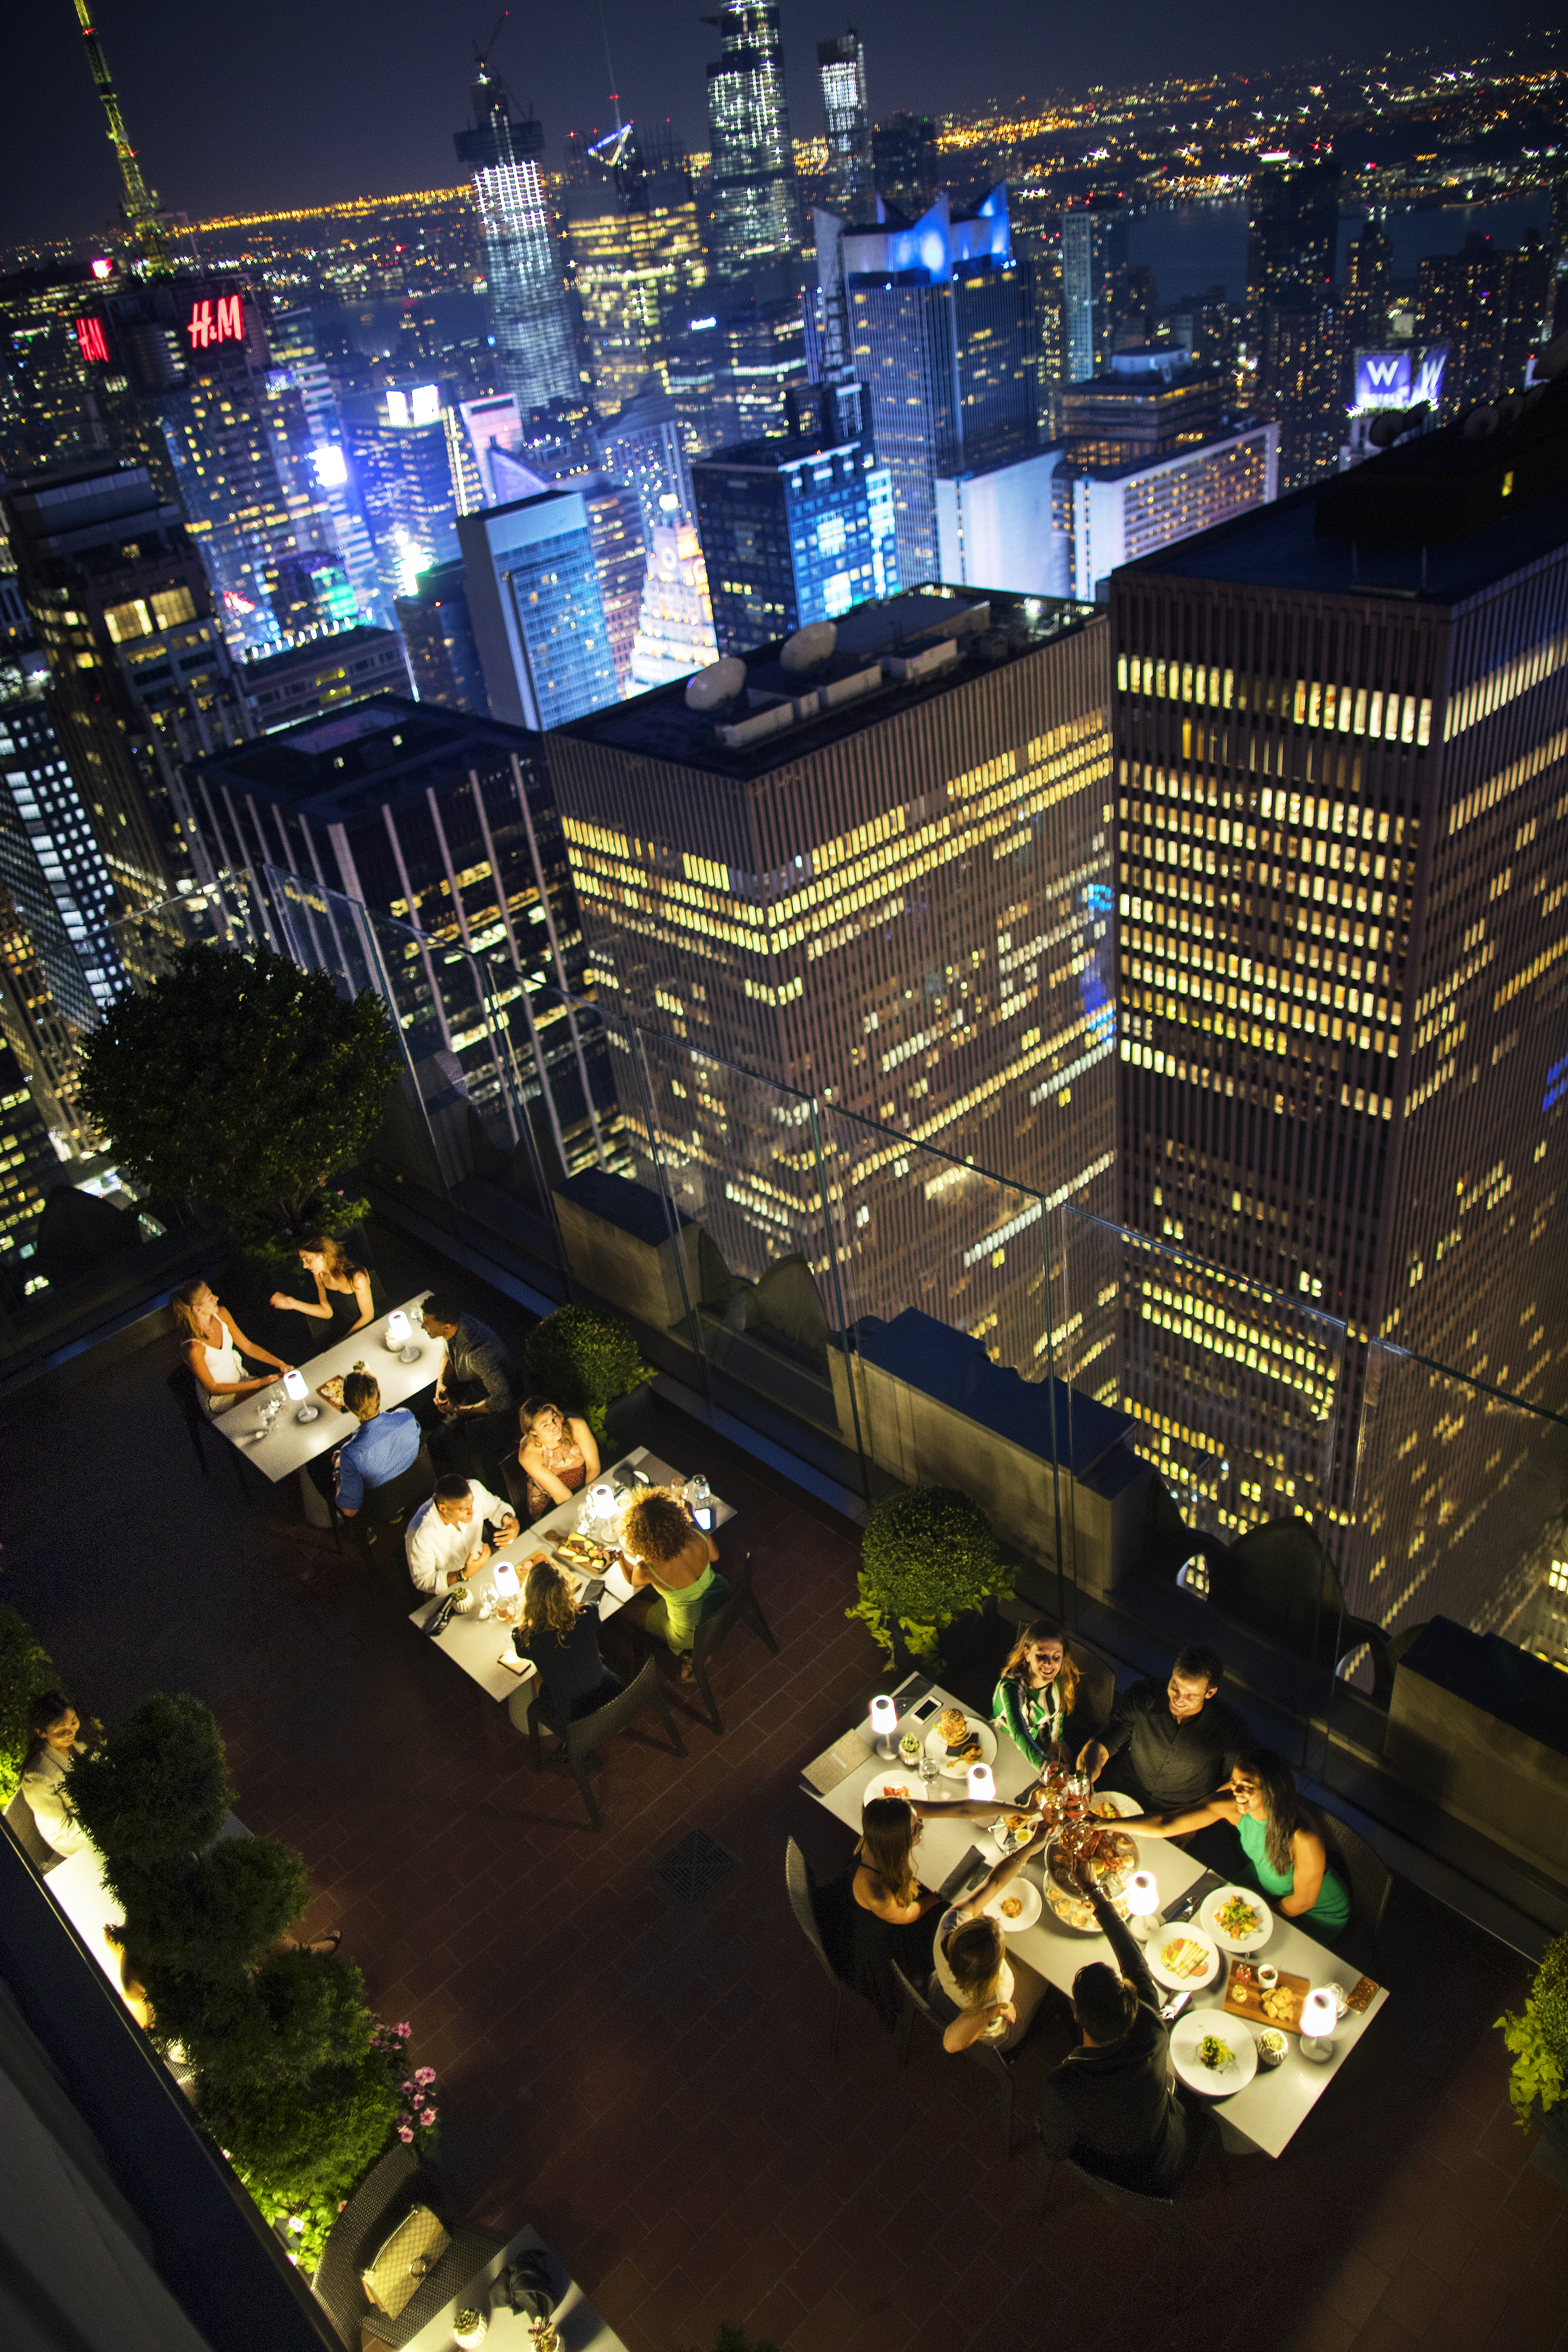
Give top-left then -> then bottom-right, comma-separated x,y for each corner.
2,2 -> 1554,248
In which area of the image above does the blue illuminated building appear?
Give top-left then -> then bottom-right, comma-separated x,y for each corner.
456,489 -> 618,730
342,386 -> 461,609
693,427 -> 898,657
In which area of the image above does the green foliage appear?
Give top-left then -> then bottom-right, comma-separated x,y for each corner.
68,1693 -> 234,1869
233,2170 -> 343,2277
110,1836 -> 309,1978
851,1485 -> 1010,1671
76,943 -> 401,1241
200,2032 -> 404,2203
168,1952 -> 372,2092
1496,1931 -> 1568,2127
0,1604 -> 58,1807
524,1304 -> 652,1441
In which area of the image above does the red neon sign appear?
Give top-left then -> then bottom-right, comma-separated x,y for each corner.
75,315 -> 111,365
187,294 -> 244,350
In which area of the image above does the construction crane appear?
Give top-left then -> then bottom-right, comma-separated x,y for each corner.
70,0 -> 172,273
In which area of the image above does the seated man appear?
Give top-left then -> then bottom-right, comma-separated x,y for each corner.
406,1474 -> 518,1603
309,1371 -> 421,1518
421,1294 -> 519,1476
1037,1854 -> 1190,2196
1078,1644 -> 1249,1818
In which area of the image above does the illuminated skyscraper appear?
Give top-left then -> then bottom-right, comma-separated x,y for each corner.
628,514 -> 719,692
0,260 -> 117,477
870,113 -> 937,219
1415,238 -> 1553,419
1258,299 -> 1344,492
600,381 -> 695,539
395,561 -> 488,715
457,489 -> 617,729
268,309 -> 385,623
561,129 -> 707,416
0,687 -> 123,1015
1061,204 -> 1129,387
693,429 -> 897,655
703,2 -> 800,284
817,30 -> 872,215
342,385 -> 462,606
1244,157 -> 1338,352
1110,389 -> 1568,1606
455,55 -> 579,415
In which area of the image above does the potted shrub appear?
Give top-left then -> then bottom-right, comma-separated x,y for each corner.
1496,1929 -> 1568,2152
524,1304 -> 652,1442
453,2310 -> 488,2349
108,1835 -> 310,1978
67,1693 -> 235,1869
849,1485 -> 1011,1670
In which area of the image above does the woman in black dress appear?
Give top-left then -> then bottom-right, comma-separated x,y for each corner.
513,1561 -> 622,1736
270,1234 -> 386,1346
817,1795 -> 944,2032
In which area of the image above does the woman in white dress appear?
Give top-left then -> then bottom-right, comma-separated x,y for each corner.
20,1693 -> 92,1857
172,1279 -> 292,1416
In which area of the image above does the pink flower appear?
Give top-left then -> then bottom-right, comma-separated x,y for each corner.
401,2080 -> 414,2096
398,2126 -> 414,2144
397,2114 -> 412,2132
414,2066 -> 436,2086
419,2107 -> 438,2126
395,2023 -> 411,2038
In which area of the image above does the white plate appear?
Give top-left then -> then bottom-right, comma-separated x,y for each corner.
863,1770 -> 923,1808
984,1877 -> 1042,1933
1091,1790 -> 1142,1819
1170,2010 -> 1258,2096
1200,1884 -> 1275,1955
987,1809 -> 1046,1858
924,1717 -> 999,1780
1147,1921 -> 1222,1991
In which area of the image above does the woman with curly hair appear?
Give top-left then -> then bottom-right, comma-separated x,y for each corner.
618,1487 -> 730,1682
513,1559 -> 621,1735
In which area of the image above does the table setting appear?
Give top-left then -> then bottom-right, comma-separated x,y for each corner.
215,1292 -> 436,1483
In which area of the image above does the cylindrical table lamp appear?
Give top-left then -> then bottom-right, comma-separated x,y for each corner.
284,1367 -> 316,1423
1299,1987 -> 1337,2062
1125,1870 -> 1161,1941
868,1695 -> 899,1759
384,1309 -> 411,1351
966,1761 -> 996,1804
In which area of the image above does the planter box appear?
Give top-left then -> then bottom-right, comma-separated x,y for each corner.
1386,1616 -> 1568,1888
830,1309 -> 1151,1590
552,1171 -> 701,1333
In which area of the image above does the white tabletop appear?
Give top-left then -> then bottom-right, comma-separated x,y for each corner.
399,2223 -> 629,2352
212,1293 -> 437,1482
408,1448 -> 736,1706
810,1677 -> 1388,2160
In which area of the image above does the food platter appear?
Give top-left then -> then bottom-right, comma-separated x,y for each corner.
1200,1883 -> 1274,1955
1090,1790 -> 1141,1819
1170,2010 -> 1258,2095
1146,1920 -> 1222,1992
1041,1821 -> 1139,1931
984,1876 -> 1042,1933
987,1807 -> 1045,1857
863,1771 -> 923,1807
923,1712 -> 999,1781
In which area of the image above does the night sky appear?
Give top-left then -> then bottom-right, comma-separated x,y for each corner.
1,0 -> 1549,249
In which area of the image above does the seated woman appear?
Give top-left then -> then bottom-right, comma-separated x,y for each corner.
19,1693 -> 93,1857
929,1827 -> 1052,2054
992,1619 -> 1086,1771
618,1488 -> 730,1684
513,1560 -> 623,1736
1119,1747 -> 1350,1940
172,1280 -> 292,1417
269,1234 -> 383,1342
817,1794 -> 945,2033
512,1395 -> 599,1524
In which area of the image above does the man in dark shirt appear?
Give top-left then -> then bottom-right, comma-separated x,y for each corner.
1038,1854 -> 1190,2196
422,1295 -> 519,1477
1078,1645 -> 1248,1816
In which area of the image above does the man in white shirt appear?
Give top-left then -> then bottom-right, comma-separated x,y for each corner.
406,1475 -> 519,1600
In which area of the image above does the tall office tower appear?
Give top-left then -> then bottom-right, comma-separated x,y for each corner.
189,696 -> 607,1160
600,381 -> 695,540
550,588 -> 1115,1251
1110,385 -> 1568,1592
0,688 -> 122,1013
1341,221 -> 1393,347
270,553 -> 358,642
823,190 -> 1034,586
0,260 -> 117,476
0,857 -> 94,1146
489,449 -> 645,699
1061,204 -> 1130,386
395,560 -> 489,714
871,114 -> 938,219
561,129 -> 707,416
665,320 -> 726,462
1415,238 -> 1554,419
693,430 -> 897,654
1064,423 -> 1276,603
1244,156 -> 1338,355
1016,239 -> 1064,441
628,513 -> 719,691
2,463 -> 251,926
341,385 -> 462,607
268,309 -> 385,623
818,30 -> 872,215
457,490 -> 617,729
1260,299 -> 1344,492
1059,351 -> 1228,467
704,2 -> 800,284
936,451 -> 1071,597
454,53 -> 579,414
239,626 -> 412,736
710,283 -> 810,444
0,1038 -> 59,1274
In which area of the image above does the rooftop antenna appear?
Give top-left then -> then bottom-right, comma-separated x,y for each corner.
70,0 -> 171,273
599,0 -> 622,131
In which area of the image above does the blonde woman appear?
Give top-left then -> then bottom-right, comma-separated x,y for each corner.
270,1234 -> 380,1342
172,1279 -> 292,1415
993,1620 -> 1082,1770
513,1559 -> 620,1734
514,1395 -> 599,1522
618,1487 -> 729,1683
930,1826 -> 1051,2053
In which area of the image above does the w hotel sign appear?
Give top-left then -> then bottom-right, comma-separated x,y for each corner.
1354,345 -> 1449,413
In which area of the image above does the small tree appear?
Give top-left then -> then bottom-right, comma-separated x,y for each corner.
850,1485 -> 1010,1667
77,943 -> 401,1254
0,1605 -> 60,1805
200,2036 -> 406,2202
524,1304 -> 652,1441
68,1693 -> 235,1870
1496,1931 -> 1568,2127
112,1836 -> 309,1978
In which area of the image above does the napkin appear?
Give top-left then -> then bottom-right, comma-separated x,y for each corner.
938,1846 -> 990,1904
800,1726 -> 873,1795
1164,1870 -> 1225,1924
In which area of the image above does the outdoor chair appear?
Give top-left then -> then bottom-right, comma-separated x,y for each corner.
313,2144 -> 426,2344
890,1957 -> 1021,2157
331,1444 -> 436,1580
165,1362 -> 251,1504
1306,1797 -> 1395,1972
3,1790 -> 62,1875
519,1654 -> 686,1830
785,1836 -> 850,2059
687,1551 -> 778,1733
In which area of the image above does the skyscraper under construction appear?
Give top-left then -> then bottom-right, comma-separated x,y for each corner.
703,2 -> 800,284
455,49 -> 579,416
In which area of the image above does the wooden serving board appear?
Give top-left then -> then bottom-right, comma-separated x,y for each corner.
1225,1960 -> 1311,2034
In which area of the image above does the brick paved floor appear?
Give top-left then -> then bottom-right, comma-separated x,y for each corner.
2,1231 -> 1564,2352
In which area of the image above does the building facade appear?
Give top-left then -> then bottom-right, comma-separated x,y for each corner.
1060,204 -> 1129,387
628,516 -> 720,692
0,688 -> 123,1015
693,430 -> 898,655
455,60 -> 579,415
342,385 -> 463,608
561,135 -> 707,416
704,2 -> 800,284
238,626 -> 412,735
1245,157 -> 1338,352
0,259 -> 117,479
1415,238 -> 1554,420
456,490 -> 618,730
1067,424 -> 1278,602
395,561 -> 489,714
818,30 -> 873,215
870,114 -> 938,218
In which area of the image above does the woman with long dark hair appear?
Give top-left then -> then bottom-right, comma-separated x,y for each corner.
270,1234 -> 383,1342
19,1692 -> 92,1857
1119,1748 -> 1350,1939
816,1794 -> 944,2032
993,1619 -> 1082,1769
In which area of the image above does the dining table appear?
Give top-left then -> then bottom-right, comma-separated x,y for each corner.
408,1446 -> 736,1728
803,1671 -> 1389,2159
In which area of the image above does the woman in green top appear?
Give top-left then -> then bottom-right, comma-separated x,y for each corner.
1119,1749 -> 1351,1940
993,1620 -> 1081,1770
620,1487 -> 731,1684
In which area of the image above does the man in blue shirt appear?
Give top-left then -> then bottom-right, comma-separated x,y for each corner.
332,1371 -> 422,1516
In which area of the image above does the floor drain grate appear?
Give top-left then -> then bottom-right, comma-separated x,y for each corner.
652,1828 -> 738,1903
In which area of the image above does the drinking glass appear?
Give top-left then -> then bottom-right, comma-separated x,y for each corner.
917,1749 -> 940,1792
408,1301 -> 425,1330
